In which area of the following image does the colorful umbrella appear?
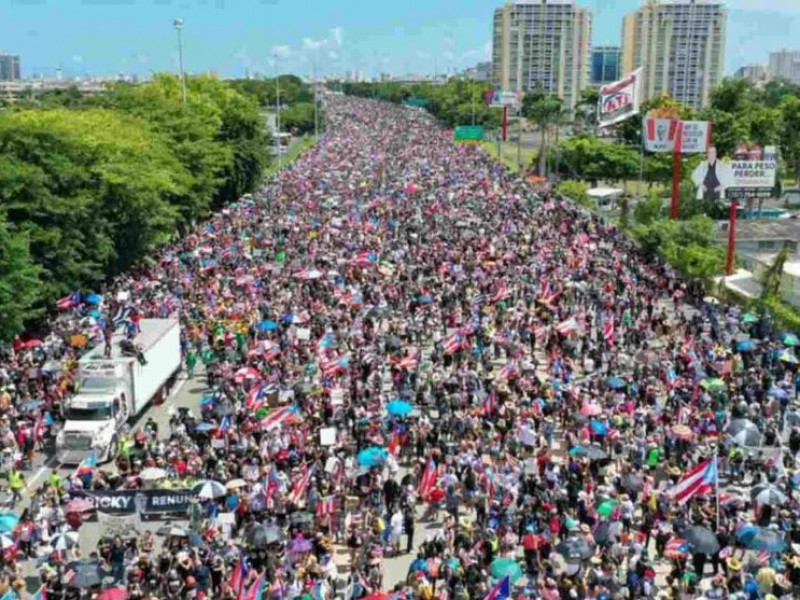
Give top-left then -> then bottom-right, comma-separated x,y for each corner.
357,447 -> 388,467
386,400 -> 413,417
489,557 -> 523,582
597,499 -> 618,518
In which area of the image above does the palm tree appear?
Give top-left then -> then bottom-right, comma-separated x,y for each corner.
522,86 -> 565,177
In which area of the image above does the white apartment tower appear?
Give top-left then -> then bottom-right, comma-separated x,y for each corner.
621,0 -> 727,109
492,0 -> 592,111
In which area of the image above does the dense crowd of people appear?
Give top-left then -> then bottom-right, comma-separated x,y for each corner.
0,95 -> 799,600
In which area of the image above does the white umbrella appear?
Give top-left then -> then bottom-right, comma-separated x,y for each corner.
140,467 -> 168,481
226,479 -> 248,490
194,480 -> 227,499
0,534 -> 14,549
51,531 -> 80,550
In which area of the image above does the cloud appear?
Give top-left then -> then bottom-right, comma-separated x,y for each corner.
416,51 -> 430,60
328,50 -> 339,60
330,26 -> 343,47
72,55 -> 83,63
272,45 -> 291,59
303,37 -> 327,51
442,35 -> 455,47
137,54 -> 149,64
443,50 -> 455,61
483,41 -> 492,59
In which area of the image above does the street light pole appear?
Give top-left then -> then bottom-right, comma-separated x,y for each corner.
173,18 -> 187,106
274,55 -> 281,170
313,54 -> 319,143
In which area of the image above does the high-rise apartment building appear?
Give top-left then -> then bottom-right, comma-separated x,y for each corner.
0,54 -> 21,81
621,0 -> 727,109
590,46 -> 621,86
492,0 -> 592,111
735,64 -> 770,88
768,50 -> 800,85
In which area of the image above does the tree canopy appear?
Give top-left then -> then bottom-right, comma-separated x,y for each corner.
0,74 -> 277,338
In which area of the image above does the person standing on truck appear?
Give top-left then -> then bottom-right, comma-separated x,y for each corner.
185,349 -> 198,379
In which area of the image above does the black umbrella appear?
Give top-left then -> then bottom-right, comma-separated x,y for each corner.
245,524 -> 281,548
681,526 -> 720,555
556,536 -> 595,560
620,473 -> 643,492
66,559 -> 104,589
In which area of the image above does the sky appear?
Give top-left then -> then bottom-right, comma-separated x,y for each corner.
1,0 -> 798,80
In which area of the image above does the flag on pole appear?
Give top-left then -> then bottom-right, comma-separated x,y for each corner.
73,452 -> 98,478
316,495 -> 337,518
483,575 -> 511,600
260,405 -> 298,431
418,457 -> 438,500
667,457 -> 718,504
230,555 -> 249,596
288,463 -> 314,505
239,572 -> 266,600
603,317 -> 615,345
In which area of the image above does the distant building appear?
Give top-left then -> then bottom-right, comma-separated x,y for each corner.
622,0 -> 727,109
734,64 -> 770,88
492,0 -> 592,111
462,61 -> 492,82
590,46 -> 621,86
0,53 -> 21,81
768,49 -> 800,85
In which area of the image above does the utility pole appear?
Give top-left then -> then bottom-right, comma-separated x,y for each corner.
274,55 -> 281,170
517,108 -> 523,173
173,18 -> 187,106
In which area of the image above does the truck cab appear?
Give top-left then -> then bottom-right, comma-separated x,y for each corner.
56,363 -> 130,464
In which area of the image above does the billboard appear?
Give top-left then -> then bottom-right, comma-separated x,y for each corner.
642,117 -> 711,154
679,121 -> 712,154
691,145 -> 777,201
598,68 -> 643,128
643,117 -> 680,152
484,89 -> 519,109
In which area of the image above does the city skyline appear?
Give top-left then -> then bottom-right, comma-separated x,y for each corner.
0,0 -> 798,81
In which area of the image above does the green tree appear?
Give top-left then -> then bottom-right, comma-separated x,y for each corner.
554,136 -> 640,183
522,87 -> 566,176
280,102 -> 317,134
0,215 -> 41,339
760,243 -> 791,302
556,181 -> 592,208
633,192 -> 664,226
779,96 -> 800,182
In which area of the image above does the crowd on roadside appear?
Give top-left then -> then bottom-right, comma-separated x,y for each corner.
0,94 -> 798,600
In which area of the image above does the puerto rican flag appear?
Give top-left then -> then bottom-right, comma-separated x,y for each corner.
245,385 -> 267,411
491,283 -> 512,303
316,332 -> 336,353
483,576 -> 510,600
229,555 -> 249,595
418,457 -> 438,501
321,354 -> 350,377
74,451 -> 98,478
397,352 -> 420,371
443,332 -> 465,355
56,292 -> 81,310
555,317 -> 580,336
352,250 -> 378,268
668,457 -> 718,504
260,405 -> 298,432
498,361 -> 520,380
239,572 -> 266,600
388,428 -> 401,456
316,495 -> 337,518
664,537 -> 688,559
288,463 -> 314,505
483,390 -> 497,417
603,316 -> 615,345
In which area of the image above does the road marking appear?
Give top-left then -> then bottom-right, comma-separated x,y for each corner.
26,466 -> 48,490
170,374 -> 188,398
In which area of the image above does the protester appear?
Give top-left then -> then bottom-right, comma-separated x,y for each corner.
0,94 -> 798,600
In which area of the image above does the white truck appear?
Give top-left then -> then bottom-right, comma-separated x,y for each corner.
56,319 -> 182,465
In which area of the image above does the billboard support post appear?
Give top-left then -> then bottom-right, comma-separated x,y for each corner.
670,121 -> 684,219
502,106 -> 508,142
726,199 -> 738,276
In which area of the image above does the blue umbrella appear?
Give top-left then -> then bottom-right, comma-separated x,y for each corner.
768,387 -> 789,400
408,557 -> 429,574
85,293 -> 103,305
419,294 -> 433,304
20,399 -> 44,412
88,309 -> 102,319
736,339 -> 757,352
386,400 -> 413,417
257,320 -> 278,332
357,447 -> 388,468
606,376 -> 625,390
0,513 -> 19,533
590,420 -> 609,436
194,422 -> 217,433
737,525 -> 787,552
